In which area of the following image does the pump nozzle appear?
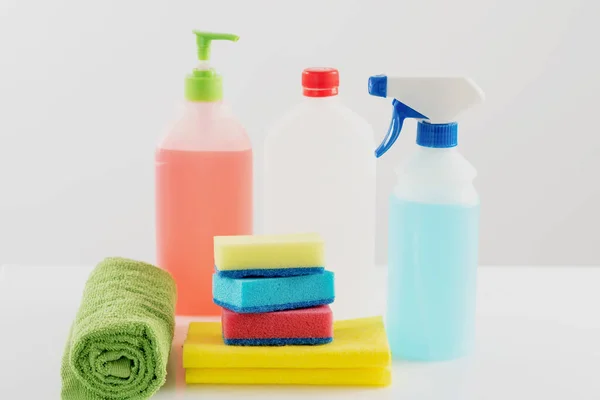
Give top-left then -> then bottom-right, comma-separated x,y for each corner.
184,31 -> 239,102
368,75 -> 484,157
192,31 -> 239,61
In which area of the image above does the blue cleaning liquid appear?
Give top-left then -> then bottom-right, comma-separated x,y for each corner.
387,195 -> 480,361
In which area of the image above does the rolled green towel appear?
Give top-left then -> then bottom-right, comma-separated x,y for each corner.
61,257 -> 177,400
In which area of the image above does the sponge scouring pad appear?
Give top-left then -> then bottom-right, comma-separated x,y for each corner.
222,305 -> 333,346
214,232 -> 324,278
183,316 -> 391,370
213,270 -> 334,313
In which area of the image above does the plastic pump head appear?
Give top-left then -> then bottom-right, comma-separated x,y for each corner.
193,31 -> 239,61
185,31 -> 239,102
368,76 -> 484,157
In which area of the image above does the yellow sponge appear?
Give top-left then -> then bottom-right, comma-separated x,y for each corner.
183,316 -> 390,370
185,367 -> 391,386
213,232 -> 324,272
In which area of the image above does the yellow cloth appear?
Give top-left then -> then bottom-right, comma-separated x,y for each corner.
183,316 -> 390,369
185,367 -> 391,386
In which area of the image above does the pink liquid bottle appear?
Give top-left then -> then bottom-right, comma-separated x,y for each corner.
156,31 -> 252,316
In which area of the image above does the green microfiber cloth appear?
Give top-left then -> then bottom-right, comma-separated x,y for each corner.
61,257 -> 177,400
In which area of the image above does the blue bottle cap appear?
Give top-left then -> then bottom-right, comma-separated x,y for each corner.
416,121 -> 458,148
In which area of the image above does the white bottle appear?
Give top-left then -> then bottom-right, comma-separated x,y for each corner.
263,67 -> 376,317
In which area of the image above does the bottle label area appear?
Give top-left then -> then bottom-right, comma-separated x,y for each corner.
386,196 -> 480,361
155,148 -> 253,316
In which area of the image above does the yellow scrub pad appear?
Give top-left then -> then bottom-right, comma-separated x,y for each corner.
183,316 -> 390,369
213,233 -> 324,276
185,367 -> 391,386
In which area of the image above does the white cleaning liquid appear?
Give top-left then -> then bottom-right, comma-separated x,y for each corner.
263,68 -> 376,317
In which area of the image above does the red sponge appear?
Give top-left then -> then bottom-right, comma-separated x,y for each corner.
222,305 -> 333,346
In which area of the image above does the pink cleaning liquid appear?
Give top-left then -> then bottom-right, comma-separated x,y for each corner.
155,101 -> 252,316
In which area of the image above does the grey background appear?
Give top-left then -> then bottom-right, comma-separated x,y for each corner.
1,0 -> 598,266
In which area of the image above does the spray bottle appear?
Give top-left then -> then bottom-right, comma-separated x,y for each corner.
368,76 -> 484,361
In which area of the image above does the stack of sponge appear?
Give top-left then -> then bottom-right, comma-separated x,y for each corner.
182,232 -> 392,386
212,232 -> 335,346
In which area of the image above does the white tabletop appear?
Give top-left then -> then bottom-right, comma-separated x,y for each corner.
1,265 -> 599,399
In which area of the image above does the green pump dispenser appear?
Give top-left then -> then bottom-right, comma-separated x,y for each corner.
185,31 -> 239,102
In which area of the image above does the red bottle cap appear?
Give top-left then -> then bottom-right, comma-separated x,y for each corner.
302,67 -> 339,97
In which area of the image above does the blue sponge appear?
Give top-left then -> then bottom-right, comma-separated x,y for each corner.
216,266 -> 324,279
223,337 -> 333,346
212,271 -> 335,313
